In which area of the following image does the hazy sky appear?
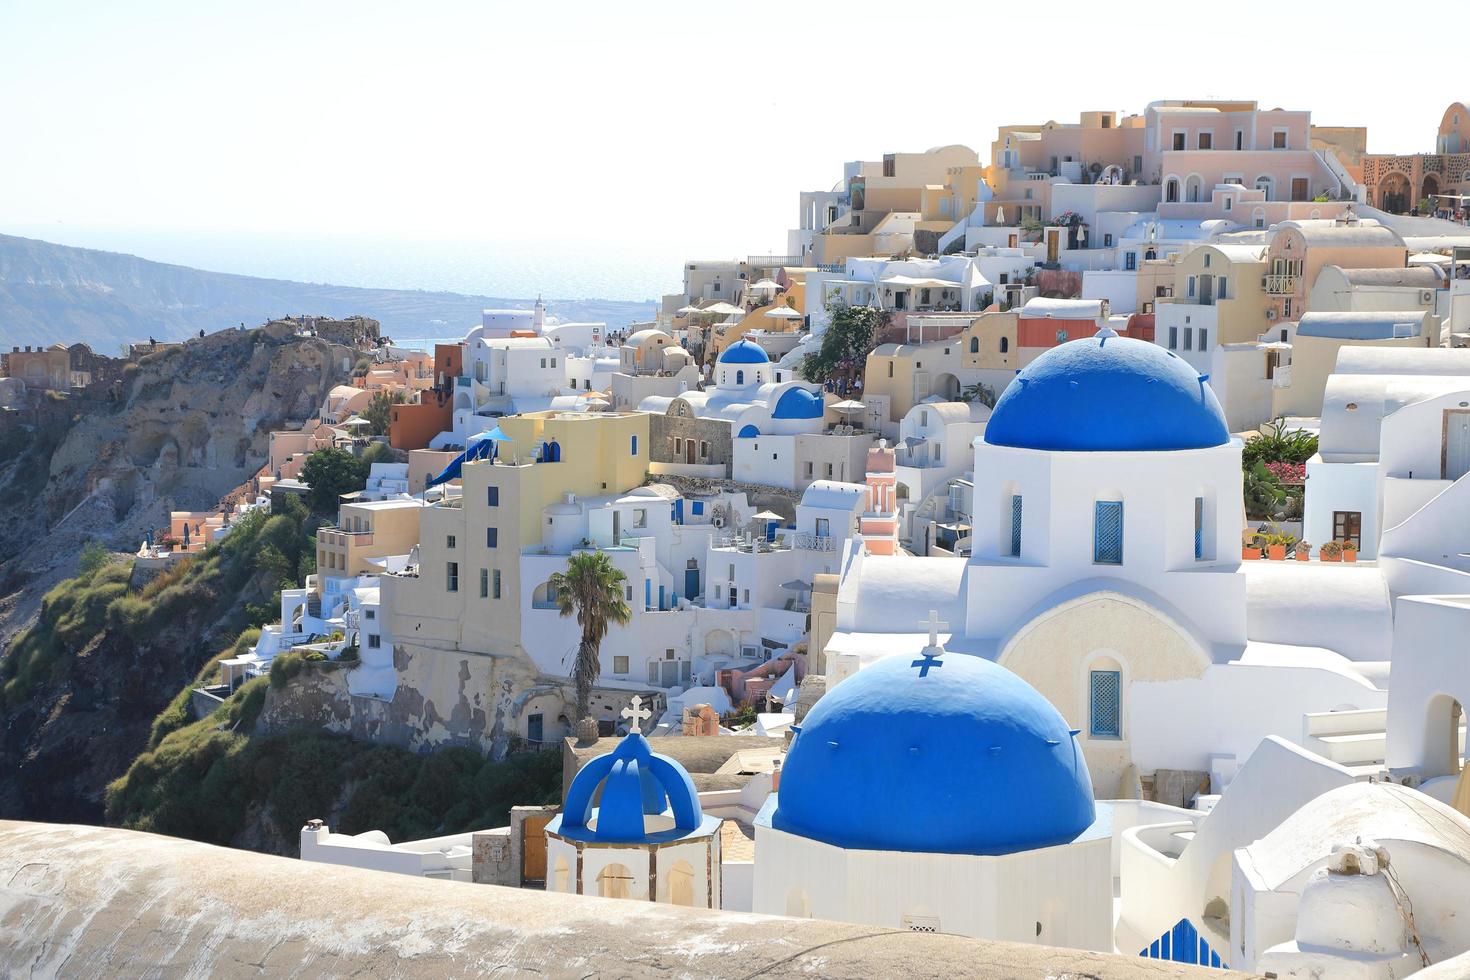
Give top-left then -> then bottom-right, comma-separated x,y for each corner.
0,0 -> 1448,264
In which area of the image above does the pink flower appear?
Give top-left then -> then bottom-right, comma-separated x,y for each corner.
1264,462 -> 1305,484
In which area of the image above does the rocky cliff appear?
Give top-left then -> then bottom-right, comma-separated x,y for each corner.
0,325 -> 359,822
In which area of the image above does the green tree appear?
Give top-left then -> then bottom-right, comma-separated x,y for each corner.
299,447 -> 368,514
960,381 -> 998,408
547,551 -> 631,725
801,303 -> 888,387
360,390 -> 405,436
78,540 -> 111,579
1241,419 -> 1318,469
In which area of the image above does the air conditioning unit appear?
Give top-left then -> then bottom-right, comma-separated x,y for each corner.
1421,290 -> 1434,304
1266,309 -> 1278,321
712,516 -> 724,528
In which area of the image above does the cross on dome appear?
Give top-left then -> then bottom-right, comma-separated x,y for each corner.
911,610 -> 948,677
621,695 -> 652,734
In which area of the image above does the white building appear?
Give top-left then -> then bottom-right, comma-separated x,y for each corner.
1303,346 -> 1470,560
825,333 -> 1394,797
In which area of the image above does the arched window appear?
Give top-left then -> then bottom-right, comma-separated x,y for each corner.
1254,175 -> 1274,201
597,863 -> 635,900
532,581 -> 560,609
665,860 -> 695,906
1164,177 -> 1180,203
999,337 -> 1010,354
969,336 -> 979,354
736,369 -> 745,385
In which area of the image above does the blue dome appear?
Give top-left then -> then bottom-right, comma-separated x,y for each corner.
985,336 -> 1229,452
555,732 -> 704,843
719,339 -> 770,364
773,651 -> 1094,856
771,387 -> 824,420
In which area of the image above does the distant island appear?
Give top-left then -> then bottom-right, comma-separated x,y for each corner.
0,233 -> 657,351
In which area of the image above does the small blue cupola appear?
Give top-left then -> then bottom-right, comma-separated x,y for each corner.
554,728 -> 705,843
718,339 -> 770,365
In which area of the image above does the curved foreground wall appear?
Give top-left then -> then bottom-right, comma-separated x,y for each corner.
0,821 -> 1244,978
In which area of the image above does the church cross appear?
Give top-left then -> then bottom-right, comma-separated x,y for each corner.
911,610 -> 949,677
621,695 -> 652,734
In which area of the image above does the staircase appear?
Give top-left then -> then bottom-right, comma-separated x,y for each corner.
1304,707 -> 1465,776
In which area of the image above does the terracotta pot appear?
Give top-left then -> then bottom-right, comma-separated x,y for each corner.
1242,547 -> 1262,560
1322,552 -> 1341,562
1267,545 -> 1287,560
1343,549 -> 1358,563
1295,550 -> 1310,561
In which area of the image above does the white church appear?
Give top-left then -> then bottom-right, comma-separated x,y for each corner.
824,331 -> 1394,797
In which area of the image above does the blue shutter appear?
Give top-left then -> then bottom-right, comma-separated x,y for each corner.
1009,494 -> 1023,556
1090,669 -> 1121,738
487,486 -> 499,507
1193,497 -> 1204,560
1094,500 -> 1124,564
486,527 -> 497,548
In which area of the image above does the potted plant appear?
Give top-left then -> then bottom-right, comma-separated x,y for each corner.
1241,529 -> 1263,561
1320,540 -> 1342,563
1263,527 -> 1295,561
1295,541 -> 1311,562
1342,540 -> 1359,563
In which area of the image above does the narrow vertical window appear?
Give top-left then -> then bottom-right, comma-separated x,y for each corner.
1090,670 -> 1121,738
1094,501 -> 1124,564
1194,497 -> 1204,560
492,569 -> 501,599
1009,494 -> 1023,557
479,568 -> 488,598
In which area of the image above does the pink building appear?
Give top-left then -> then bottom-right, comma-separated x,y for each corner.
859,442 -> 899,556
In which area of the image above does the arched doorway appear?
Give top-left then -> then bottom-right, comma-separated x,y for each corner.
1422,174 -> 1441,211
1254,175 -> 1274,201
1164,177 -> 1180,203
1378,172 -> 1411,214
665,860 -> 695,906
1184,174 -> 1203,203
934,373 -> 961,400
597,863 -> 635,900
1423,694 -> 1465,778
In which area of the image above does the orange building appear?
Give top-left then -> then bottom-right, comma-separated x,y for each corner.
388,343 -> 462,450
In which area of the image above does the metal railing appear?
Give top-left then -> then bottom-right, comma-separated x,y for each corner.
1263,274 -> 1297,295
793,532 -> 836,552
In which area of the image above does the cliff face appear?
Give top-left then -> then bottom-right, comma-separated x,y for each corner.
0,326 -> 359,822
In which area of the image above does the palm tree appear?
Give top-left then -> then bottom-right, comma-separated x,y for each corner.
548,551 -> 632,726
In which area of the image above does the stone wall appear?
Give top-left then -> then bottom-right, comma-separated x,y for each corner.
648,412 -> 731,473
255,642 -> 541,758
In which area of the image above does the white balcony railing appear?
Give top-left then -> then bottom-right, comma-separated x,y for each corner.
1263,274 -> 1297,295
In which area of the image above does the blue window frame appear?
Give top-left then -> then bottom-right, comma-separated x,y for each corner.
692,501 -> 704,516
736,369 -> 745,385
486,527 -> 498,548
1090,669 -> 1121,738
630,434 -> 638,456
1094,500 -> 1123,564
1193,497 -> 1204,560
1009,494 -> 1023,556
487,486 -> 499,507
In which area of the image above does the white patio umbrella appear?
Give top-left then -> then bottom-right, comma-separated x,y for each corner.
830,399 -> 865,412
764,306 -> 803,321
701,301 -> 744,317
338,416 -> 371,427
750,278 -> 782,292
676,304 -> 701,315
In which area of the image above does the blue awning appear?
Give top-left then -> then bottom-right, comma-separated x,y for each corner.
426,437 -> 496,489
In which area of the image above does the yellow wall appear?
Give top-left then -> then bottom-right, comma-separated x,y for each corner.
962,312 -> 1020,371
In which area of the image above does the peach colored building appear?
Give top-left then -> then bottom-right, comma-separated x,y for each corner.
1261,222 -> 1409,324
1362,101 -> 1470,214
985,111 -> 1147,226
1144,101 -> 1356,209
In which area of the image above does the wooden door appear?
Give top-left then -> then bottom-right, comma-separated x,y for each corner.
521,812 -> 552,885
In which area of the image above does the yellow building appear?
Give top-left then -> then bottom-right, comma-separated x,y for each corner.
316,498 -> 428,590
383,410 -> 651,660
1273,311 -> 1441,419
961,311 -> 1020,372
1155,244 -> 1270,354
